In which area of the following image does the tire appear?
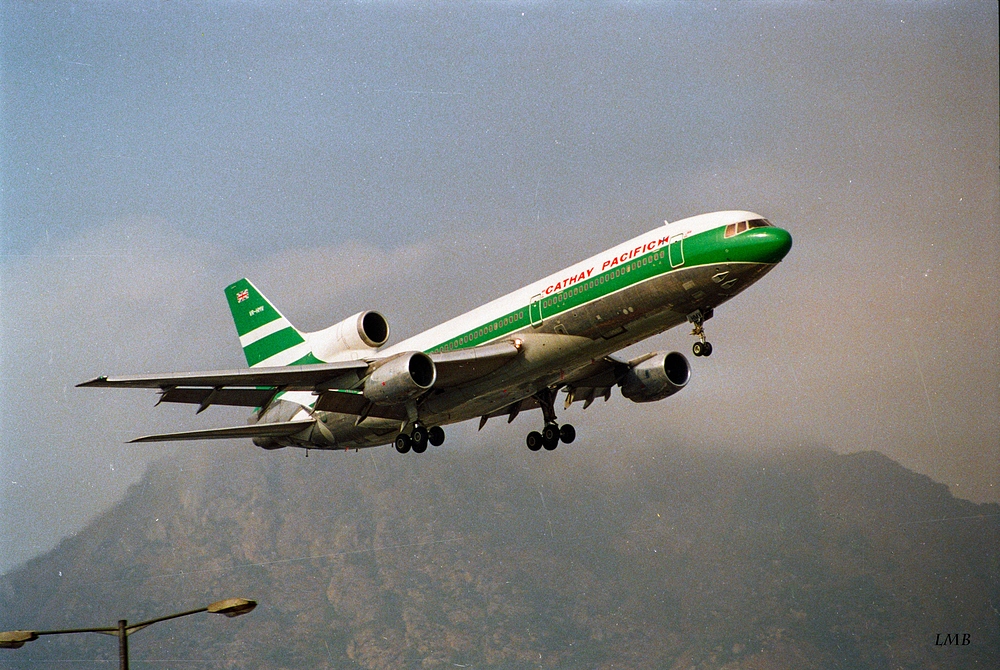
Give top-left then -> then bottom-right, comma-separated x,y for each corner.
428,426 -> 445,447
542,423 -> 560,450
394,433 -> 411,453
411,425 -> 428,452
692,341 -> 704,357
702,341 -> 713,357
559,423 -> 576,444
526,431 -> 543,451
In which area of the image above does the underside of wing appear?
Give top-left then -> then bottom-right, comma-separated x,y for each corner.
313,389 -> 407,420
78,360 -> 370,411
128,419 -> 316,443
80,340 -> 523,418
155,387 -> 279,408
429,340 -> 523,387
478,355 -> 628,425
557,355 -> 629,408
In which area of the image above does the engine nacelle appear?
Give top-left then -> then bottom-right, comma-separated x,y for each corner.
620,351 -> 691,403
364,351 -> 437,405
304,311 -> 390,361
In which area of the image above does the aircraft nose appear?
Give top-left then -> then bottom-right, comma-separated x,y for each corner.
752,227 -> 793,263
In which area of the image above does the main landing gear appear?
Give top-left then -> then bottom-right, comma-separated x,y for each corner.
688,308 -> 714,357
525,388 -> 576,452
526,423 -> 576,451
394,424 -> 445,454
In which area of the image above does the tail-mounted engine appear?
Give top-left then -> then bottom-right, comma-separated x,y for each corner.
364,351 -> 437,405
620,351 -> 691,403
305,311 -> 390,361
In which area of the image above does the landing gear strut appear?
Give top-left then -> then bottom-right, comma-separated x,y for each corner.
525,388 -> 576,452
395,423 -> 444,454
688,308 -> 714,357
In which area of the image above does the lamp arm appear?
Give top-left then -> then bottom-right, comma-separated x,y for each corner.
126,607 -> 210,635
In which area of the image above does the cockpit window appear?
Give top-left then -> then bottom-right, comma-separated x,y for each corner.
724,218 -> 772,238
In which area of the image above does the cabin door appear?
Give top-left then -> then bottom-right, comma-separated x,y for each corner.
668,231 -> 687,268
529,294 -> 544,327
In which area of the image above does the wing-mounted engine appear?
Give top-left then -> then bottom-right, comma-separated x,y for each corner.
305,311 -> 390,361
364,351 -> 437,405
620,351 -> 691,403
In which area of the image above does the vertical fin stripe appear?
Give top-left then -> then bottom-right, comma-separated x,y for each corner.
243,327 -> 306,367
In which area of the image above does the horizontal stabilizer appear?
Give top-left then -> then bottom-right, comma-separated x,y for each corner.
128,419 -> 316,443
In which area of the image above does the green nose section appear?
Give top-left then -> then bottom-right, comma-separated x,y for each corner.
747,227 -> 793,263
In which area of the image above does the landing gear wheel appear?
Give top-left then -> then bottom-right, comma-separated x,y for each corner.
411,425 -> 428,453
688,309 -> 715,358
526,431 -> 543,451
542,423 -> 560,450
394,433 -> 411,454
559,423 -> 576,444
428,426 -> 445,447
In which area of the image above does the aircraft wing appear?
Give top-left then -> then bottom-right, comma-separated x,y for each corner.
128,419 -> 316,443
78,340 -> 522,414
77,360 -> 370,392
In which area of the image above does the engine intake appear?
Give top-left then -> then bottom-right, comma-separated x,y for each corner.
305,310 -> 390,361
620,351 -> 691,403
364,352 -> 437,405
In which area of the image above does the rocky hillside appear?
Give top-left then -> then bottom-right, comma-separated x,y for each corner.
1,442 -> 997,669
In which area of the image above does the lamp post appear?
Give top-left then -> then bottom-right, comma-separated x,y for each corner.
0,597 -> 256,670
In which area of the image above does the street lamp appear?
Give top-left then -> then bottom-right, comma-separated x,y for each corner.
0,597 -> 256,670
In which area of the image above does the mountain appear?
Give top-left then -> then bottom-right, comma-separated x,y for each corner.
1,442 -> 997,669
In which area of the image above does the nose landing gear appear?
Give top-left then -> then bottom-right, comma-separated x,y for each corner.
687,308 -> 714,357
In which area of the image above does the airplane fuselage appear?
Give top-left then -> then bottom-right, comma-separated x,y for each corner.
292,210 -> 792,448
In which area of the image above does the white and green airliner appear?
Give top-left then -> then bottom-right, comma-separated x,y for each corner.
81,210 -> 792,453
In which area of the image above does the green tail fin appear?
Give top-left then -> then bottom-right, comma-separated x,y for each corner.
225,279 -> 322,367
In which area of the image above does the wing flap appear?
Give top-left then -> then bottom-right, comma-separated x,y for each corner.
128,419 -> 316,443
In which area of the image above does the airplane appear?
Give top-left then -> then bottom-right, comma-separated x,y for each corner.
79,210 -> 792,454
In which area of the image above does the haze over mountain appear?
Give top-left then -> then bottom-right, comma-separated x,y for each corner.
2,441 -> 996,669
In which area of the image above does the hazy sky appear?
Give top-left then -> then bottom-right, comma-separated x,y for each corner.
1,1 -> 997,574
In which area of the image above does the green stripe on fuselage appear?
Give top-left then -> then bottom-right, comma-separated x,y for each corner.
426,224 -> 787,354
